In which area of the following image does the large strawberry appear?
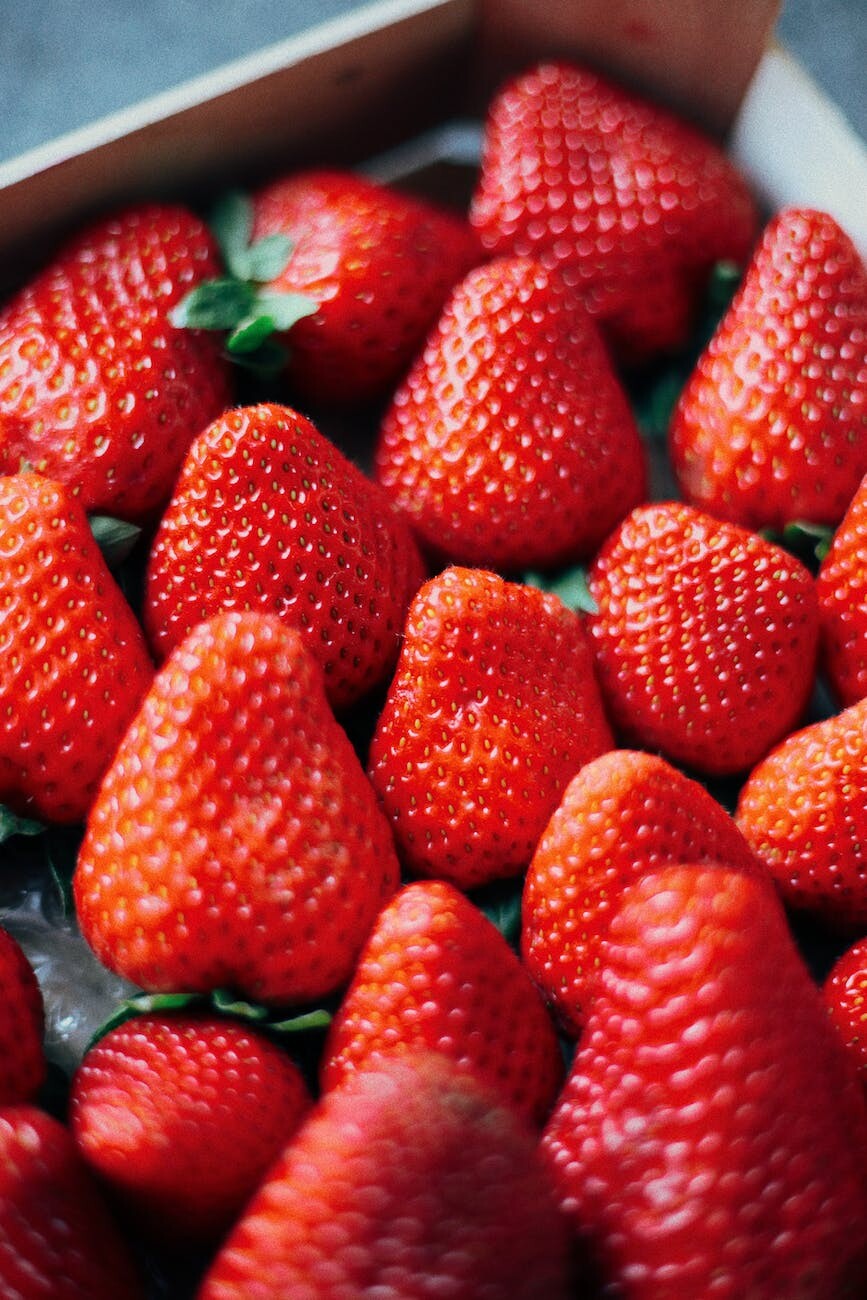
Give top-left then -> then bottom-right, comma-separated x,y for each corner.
373,255 -> 646,571
321,880 -> 563,1125
367,566 -> 614,889
198,1051 -> 573,1300
0,204 -> 232,521
670,207 -> 867,531
585,500 -> 819,776
73,610 -> 400,1004
143,402 -> 425,709
0,926 -> 45,1106
522,750 -> 762,1035
0,473 -> 153,824
469,60 -> 757,364
816,471 -> 867,705
542,864 -> 867,1299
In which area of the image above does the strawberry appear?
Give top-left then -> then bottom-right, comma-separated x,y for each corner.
321,880 -> 563,1125
824,937 -> 867,1091
373,256 -> 646,571
522,750 -> 762,1035
542,864 -> 867,1299
0,204 -> 232,522
0,1105 -> 144,1298
0,926 -> 45,1105
143,402 -> 426,709
70,1012 -> 311,1242
469,61 -> 757,364
585,500 -> 819,776
367,565 -> 614,889
670,207 -> 867,532
816,471 -> 867,705
0,473 -> 153,824
198,1051 -> 573,1300
73,610 -> 400,1004
735,696 -> 867,929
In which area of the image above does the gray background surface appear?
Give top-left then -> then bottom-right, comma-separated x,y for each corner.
0,0 -> 863,164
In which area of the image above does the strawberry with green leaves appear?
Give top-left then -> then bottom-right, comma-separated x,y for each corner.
0,926 -> 44,1106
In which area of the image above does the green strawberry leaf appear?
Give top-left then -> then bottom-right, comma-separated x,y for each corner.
243,234 -> 295,283
210,191 -> 256,280
171,278 -> 256,331
524,567 -> 598,615
472,876 -> 524,949
761,519 -> 835,570
88,514 -> 142,568
224,337 -> 289,377
267,1008 -> 333,1034
226,293 -> 319,355
0,805 -> 44,844
701,259 -> 742,336
211,988 -> 269,1021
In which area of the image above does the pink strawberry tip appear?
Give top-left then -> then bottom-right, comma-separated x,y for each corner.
170,190 -> 319,374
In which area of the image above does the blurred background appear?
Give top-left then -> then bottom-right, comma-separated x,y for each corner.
1,0 -> 864,164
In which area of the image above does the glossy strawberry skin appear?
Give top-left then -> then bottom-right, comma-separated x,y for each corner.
522,750 -> 762,1035
0,927 -> 45,1106
70,1013 -> 311,1242
671,208 -> 867,531
73,610 -> 400,1004
586,501 -> 819,776
143,402 -> 425,709
542,865 -> 867,1300
0,473 -> 153,824
374,256 -> 646,571
368,566 -> 614,889
198,1051 -> 573,1300
252,169 -> 482,404
322,880 -> 563,1126
735,697 -> 867,929
0,205 -> 232,522
817,471 -> 867,705
469,61 -> 757,363
824,938 -> 867,1091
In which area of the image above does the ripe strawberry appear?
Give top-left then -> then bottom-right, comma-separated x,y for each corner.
0,204 -> 232,521
143,402 -> 425,709
816,471 -> 867,705
0,926 -> 44,1105
522,750 -> 762,1035
735,696 -> 867,929
322,880 -> 563,1125
0,1105 -> 144,1298
367,565 -> 614,889
73,610 -> 400,1004
824,938 -> 867,1091
469,61 -> 757,363
70,1012 -> 311,1242
670,207 -> 867,531
586,500 -> 819,776
198,1051 -> 573,1300
373,256 -> 646,571
0,473 -> 153,824
542,864 -> 867,1299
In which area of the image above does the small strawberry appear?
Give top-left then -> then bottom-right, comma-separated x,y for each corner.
0,926 -> 45,1105
367,565 -> 614,889
373,256 -> 646,571
586,500 -> 819,776
816,471 -> 867,705
735,696 -> 867,929
469,60 -> 757,363
143,402 -> 426,710
322,880 -> 563,1125
198,1051 -> 573,1300
73,610 -> 400,1004
824,937 -> 867,1091
670,207 -> 867,531
0,1105 -> 144,1298
0,473 -> 153,824
0,204 -> 232,522
542,864 -> 867,1300
522,750 -> 762,1035
70,1012 -> 312,1242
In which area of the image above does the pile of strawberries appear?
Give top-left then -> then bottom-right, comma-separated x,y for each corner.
1,51 -> 866,1300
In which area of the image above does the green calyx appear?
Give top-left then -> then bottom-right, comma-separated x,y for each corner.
524,567 -> 598,615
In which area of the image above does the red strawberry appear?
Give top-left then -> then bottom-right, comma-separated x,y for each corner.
469,61 -> 757,364
73,610 -> 400,1004
586,500 -> 819,776
70,1012 -> 311,1242
0,473 -> 153,824
322,880 -> 563,1125
0,205 -> 232,521
824,937 -> 867,1091
817,471 -> 867,705
670,207 -> 867,531
367,566 -> 614,889
522,750 -> 762,1035
198,1051 -> 573,1300
542,864 -> 867,1299
373,256 -> 646,571
0,1105 -> 143,1298
143,402 -> 426,709
735,696 -> 867,929
0,926 -> 44,1105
